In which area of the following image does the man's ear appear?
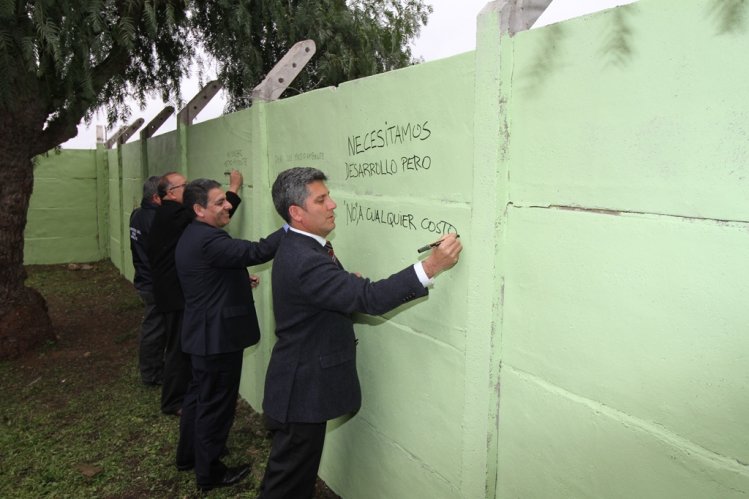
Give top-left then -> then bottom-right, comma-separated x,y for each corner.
288,205 -> 304,223
192,204 -> 204,219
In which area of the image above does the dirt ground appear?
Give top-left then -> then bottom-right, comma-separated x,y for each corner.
9,261 -> 340,498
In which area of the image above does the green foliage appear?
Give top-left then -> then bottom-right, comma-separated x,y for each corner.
192,0 -> 432,109
0,0 -> 431,153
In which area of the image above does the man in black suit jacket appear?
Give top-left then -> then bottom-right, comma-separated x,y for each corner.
175,178 -> 284,492
259,167 -> 462,499
148,170 -> 243,415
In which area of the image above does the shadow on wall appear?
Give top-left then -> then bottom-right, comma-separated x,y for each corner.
709,0 -> 749,34
599,7 -> 637,68
519,5 -> 640,97
519,0 -> 749,98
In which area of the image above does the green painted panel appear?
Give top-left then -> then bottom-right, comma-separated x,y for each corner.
26,150 -> 100,264
25,208 -> 97,238
503,207 -> 749,464
122,178 -> 142,213
337,55 -> 475,202
120,140 -> 142,280
508,0 -> 749,221
356,320 -> 464,486
187,111 -> 253,181
24,236 -> 101,265
146,131 -> 180,175
109,236 -> 122,270
28,178 -> 97,209
34,149 -> 97,178
320,416 -> 461,499
264,55 -> 474,343
186,111 -> 257,240
108,148 -> 122,272
120,141 -> 142,179
267,53 -> 474,203
497,369 -> 749,498
259,52 -> 476,499
331,191 -> 470,348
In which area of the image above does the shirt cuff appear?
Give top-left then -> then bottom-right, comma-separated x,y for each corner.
413,262 -> 434,288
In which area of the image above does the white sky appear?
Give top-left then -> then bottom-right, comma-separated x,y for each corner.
63,0 -> 635,148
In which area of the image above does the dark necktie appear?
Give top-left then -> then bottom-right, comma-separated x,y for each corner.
325,241 -> 339,266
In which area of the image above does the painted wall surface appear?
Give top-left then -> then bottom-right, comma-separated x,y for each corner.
146,130 -> 180,175
264,53 -> 476,498
497,0 -> 749,497
119,141 -> 144,282
107,147 -> 122,271
183,111 -> 276,409
25,149 -> 104,264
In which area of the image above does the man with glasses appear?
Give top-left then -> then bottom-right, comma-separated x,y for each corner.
174,178 -> 284,491
148,170 -> 244,416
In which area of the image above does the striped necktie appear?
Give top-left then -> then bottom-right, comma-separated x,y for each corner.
325,241 -> 338,265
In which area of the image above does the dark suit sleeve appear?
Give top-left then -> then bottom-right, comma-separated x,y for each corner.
202,227 -> 284,268
297,251 -> 427,316
227,191 -> 241,217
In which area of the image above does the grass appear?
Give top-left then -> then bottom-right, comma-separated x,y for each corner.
0,262 -> 275,498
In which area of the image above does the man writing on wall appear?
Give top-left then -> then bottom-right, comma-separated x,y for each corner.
147,170 -> 244,416
175,178 -> 285,492
259,167 -> 462,499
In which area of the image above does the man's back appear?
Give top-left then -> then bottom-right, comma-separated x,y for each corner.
148,200 -> 191,312
129,202 -> 157,292
175,221 -> 284,356
264,230 -> 427,424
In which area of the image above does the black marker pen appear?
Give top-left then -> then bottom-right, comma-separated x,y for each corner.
417,234 -> 460,253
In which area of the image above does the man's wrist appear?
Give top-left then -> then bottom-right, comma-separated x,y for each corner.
422,258 -> 436,279
415,261 -> 435,287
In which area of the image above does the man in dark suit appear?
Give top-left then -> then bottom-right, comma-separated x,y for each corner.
175,178 -> 285,492
259,167 -> 462,499
148,170 -> 243,415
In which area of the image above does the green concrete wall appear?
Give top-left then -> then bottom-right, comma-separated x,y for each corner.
23,0 -> 749,497
496,0 -> 749,497
25,149 -> 105,264
263,53 -> 477,498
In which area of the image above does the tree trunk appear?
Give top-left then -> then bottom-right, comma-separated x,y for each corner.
0,115 -> 54,359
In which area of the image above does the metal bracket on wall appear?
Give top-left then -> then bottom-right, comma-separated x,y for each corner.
177,80 -> 223,126
251,40 -> 316,102
140,106 -> 175,140
502,0 -> 553,35
106,118 -> 145,149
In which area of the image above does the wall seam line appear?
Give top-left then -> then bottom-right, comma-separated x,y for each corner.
505,364 -> 749,474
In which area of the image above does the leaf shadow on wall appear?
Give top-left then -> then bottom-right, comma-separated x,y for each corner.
598,7 -> 638,69
517,24 -> 568,98
518,6 -> 640,98
708,0 -> 749,34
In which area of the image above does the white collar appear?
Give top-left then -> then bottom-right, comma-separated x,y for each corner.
289,226 -> 327,247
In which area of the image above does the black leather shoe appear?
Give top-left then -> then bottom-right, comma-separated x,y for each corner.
197,464 -> 250,492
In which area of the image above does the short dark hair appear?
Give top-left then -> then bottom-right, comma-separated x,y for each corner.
142,175 -> 160,201
183,179 -> 221,213
271,167 -> 328,223
157,171 -> 181,200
